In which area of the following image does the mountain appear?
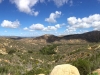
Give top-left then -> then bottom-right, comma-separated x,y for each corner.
63,31 -> 100,42
34,31 -> 100,43
34,34 -> 60,43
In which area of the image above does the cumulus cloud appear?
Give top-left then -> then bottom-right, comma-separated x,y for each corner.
0,0 -> 2,3
45,11 -> 61,23
1,20 -> 20,28
24,23 -> 62,31
10,0 -> 39,16
23,27 -> 29,30
29,23 -> 45,30
66,14 -> 100,32
55,24 -> 61,28
43,24 -> 61,31
43,26 -> 57,31
42,24 -> 62,31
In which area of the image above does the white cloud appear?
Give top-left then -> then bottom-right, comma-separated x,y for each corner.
45,11 -> 61,23
0,0 -> 2,3
10,0 -> 39,16
1,20 -> 20,28
67,17 -> 78,25
66,26 -> 76,32
43,26 -> 57,31
66,14 -> 100,32
24,23 -> 62,31
29,23 -> 45,30
43,24 -> 61,31
23,27 -> 29,30
55,24 -> 61,28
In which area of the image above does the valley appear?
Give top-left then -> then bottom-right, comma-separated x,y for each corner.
0,31 -> 100,75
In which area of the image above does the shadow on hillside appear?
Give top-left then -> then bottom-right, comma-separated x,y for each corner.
45,31 -> 100,43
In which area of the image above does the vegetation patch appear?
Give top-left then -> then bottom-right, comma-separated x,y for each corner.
39,44 -> 59,55
72,59 -> 91,75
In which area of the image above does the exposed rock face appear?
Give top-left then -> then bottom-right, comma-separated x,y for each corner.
50,64 -> 80,75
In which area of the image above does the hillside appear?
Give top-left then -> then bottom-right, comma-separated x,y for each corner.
62,31 -> 100,42
0,31 -> 100,75
33,30 -> 100,43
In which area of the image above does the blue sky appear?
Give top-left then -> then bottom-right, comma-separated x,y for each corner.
0,0 -> 100,36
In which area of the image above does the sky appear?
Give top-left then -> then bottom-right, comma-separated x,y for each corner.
0,0 -> 100,37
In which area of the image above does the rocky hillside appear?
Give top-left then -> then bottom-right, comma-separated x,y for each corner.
0,31 -> 100,75
34,34 -> 59,43
33,30 -> 100,43
62,31 -> 100,42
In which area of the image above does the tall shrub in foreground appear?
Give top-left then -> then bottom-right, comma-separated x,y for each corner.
72,59 -> 91,75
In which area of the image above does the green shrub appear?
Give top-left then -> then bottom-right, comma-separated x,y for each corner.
0,67 -> 8,73
87,72 -> 98,75
8,49 -> 16,54
28,50 -> 33,53
72,59 -> 91,75
40,44 -> 58,55
23,70 -> 35,75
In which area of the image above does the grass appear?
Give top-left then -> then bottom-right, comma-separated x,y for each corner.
0,38 -> 100,75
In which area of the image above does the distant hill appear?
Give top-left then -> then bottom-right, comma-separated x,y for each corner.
34,31 -> 100,42
62,31 -> 100,42
1,31 -> 100,42
34,34 -> 60,43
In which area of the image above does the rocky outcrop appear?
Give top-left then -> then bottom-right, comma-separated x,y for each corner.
50,64 -> 80,75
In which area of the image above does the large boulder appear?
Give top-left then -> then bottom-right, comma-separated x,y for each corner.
50,64 -> 80,75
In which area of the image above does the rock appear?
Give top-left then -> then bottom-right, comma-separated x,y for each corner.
93,69 -> 100,75
50,64 -> 80,75
38,74 -> 45,75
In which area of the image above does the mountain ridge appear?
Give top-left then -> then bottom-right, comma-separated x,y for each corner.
34,30 -> 100,42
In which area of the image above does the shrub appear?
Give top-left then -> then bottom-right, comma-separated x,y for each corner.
40,44 -> 58,55
23,68 -> 49,75
8,49 -> 16,54
0,67 -> 8,73
72,59 -> 91,75
87,72 -> 98,75
28,50 -> 33,53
